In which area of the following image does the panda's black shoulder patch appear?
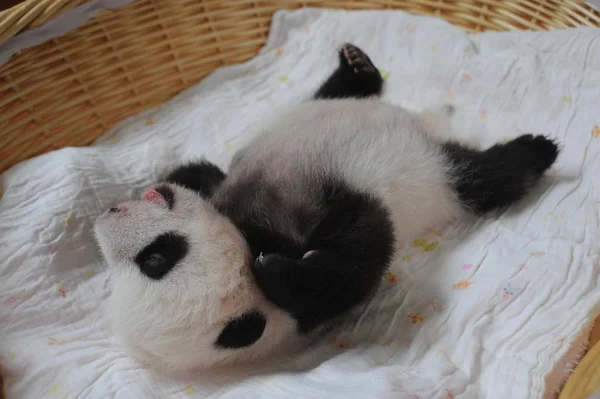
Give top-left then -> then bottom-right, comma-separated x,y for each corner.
134,232 -> 188,280
215,310 -> 267,349
250,177 -> 395,334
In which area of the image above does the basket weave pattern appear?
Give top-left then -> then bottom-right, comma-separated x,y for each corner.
0,0 -> 599,172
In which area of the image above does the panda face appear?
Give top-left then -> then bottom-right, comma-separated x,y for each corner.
94,183 -> 297,371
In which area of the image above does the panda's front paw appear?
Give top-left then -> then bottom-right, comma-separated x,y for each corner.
252,253 -> 296,310
252,253 -> 288,283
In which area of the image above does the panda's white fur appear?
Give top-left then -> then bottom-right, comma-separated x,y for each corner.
94,99 -> 462,371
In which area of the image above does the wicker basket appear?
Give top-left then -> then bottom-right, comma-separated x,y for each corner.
1,1 -> 600,398
0,0 -> 599,173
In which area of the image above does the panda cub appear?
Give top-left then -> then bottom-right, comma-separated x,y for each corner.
94,44 -> 559,371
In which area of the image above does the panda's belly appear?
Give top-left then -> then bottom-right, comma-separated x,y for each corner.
224,99 -> 463,255
236,102 -> 462,249
379,175 -> 463,247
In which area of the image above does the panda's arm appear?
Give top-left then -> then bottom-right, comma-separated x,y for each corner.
251,180 -> 395,333
314,43 -> 383,100
164,160 -> 226,199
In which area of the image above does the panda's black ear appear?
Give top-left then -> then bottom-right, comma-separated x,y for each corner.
164,160 -> 226,199
215,310 -> 266,349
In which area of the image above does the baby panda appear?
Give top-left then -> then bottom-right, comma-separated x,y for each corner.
94,44 -> 559,372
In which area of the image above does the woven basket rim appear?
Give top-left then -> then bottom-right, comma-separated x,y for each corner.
1,0 -> 600,47
1,0 -> 600,174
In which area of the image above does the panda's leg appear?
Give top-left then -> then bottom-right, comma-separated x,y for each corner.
313,43 -> 384,100
163,160 -> 226,199
252,182 -> 395,333
443,134 -> 559,214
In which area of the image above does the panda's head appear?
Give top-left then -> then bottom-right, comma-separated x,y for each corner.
94,183 -> 296,371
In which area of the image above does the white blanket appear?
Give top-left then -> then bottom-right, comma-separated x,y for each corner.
1,8 -> 600,399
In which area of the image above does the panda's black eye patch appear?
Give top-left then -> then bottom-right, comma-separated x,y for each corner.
134,232 -> 188,280
154,185 -> 175,210
215,310 -> 266,349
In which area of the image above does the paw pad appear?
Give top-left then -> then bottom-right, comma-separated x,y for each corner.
342,43 -> 376,73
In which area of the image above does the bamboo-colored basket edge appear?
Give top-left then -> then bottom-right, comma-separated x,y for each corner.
2,0 -> 600,50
